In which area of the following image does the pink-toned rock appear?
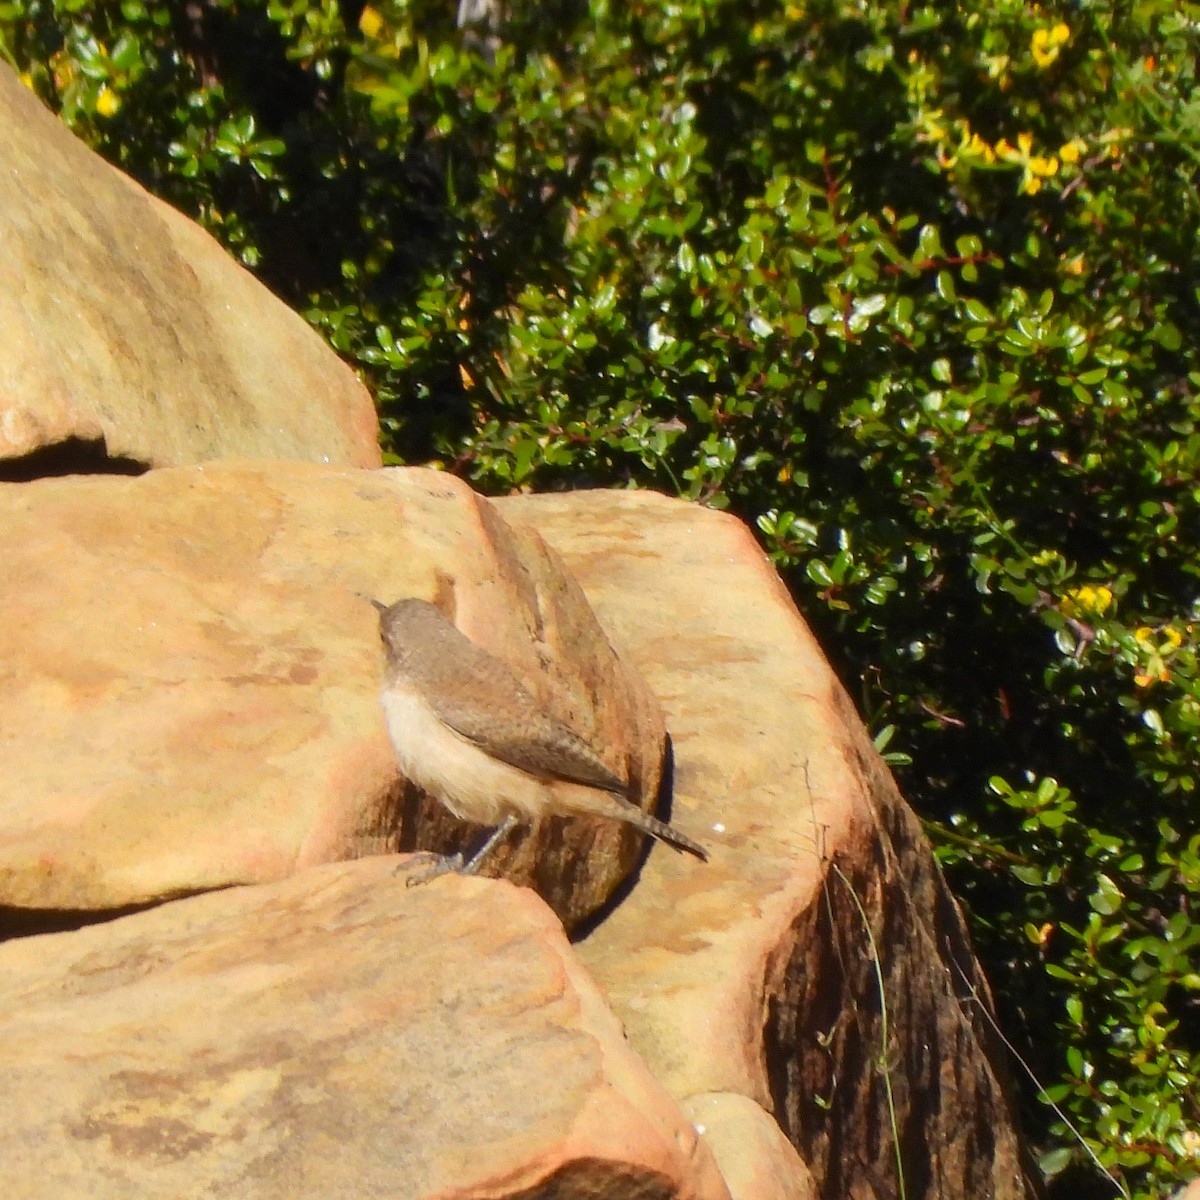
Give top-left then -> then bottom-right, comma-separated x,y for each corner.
0,460 -> 1037,1199
500,489 -> 1038,1200
684,1093 -> 817,1200
0,461 -> 665,930
0,855 -> 728,1200
0,63 -> 379,472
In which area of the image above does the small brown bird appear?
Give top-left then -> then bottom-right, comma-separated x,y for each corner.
373,597 -> 707,877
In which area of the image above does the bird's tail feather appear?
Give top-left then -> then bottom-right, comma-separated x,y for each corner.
614,799 -> 709,860
551,779 -> 709,860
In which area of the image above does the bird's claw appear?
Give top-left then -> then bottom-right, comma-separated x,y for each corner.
400,851 -> 465,887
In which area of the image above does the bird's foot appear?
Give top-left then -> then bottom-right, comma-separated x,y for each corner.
398,814 -> 520,887
400,851 -> 466,887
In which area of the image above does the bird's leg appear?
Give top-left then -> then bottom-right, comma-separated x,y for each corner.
459,813 -> 520,874
403,814 -> 520,887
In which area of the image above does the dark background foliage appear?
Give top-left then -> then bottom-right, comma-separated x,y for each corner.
5,0 -> 1200,1193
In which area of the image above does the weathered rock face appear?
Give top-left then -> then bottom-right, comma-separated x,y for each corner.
0,856 -> 728,1200
500,489 -> 1040,1200
0,63 -> 379,472
0,461 -> 664,931
0,460 -> 1039,1200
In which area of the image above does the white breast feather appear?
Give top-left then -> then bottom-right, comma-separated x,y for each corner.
381,685 -> 550,825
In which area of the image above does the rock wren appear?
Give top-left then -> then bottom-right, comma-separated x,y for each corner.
373,597 -> 707,877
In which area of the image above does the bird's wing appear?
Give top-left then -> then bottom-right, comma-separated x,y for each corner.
461,708 -> 629,794
410,624 -> 629,795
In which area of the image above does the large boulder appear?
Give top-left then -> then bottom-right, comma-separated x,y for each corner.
0,856 -> 728,1200
0,63 -> 379,473
503,488 -> 1039,1200
0,460 -> 1038,1199
0,462 -> 664,931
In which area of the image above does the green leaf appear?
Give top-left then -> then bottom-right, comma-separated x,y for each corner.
1038,1148 -> 1073,1177
1089,874 -> 1124,916
1154,321 -> 1182,351
807,560 -> 834,587
963,298 -> 992,323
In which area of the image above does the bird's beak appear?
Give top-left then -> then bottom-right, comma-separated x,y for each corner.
355,592 -> 390,615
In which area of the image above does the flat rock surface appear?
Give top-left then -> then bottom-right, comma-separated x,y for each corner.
0,63 -> 379,471
0,856 -> 727,1200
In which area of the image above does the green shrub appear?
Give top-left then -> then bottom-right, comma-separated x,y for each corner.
5,1 -> 1200,1194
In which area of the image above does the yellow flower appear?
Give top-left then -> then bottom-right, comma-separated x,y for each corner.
1131,621 -> 1183,686
95,86 -> 120,118
920,108 -> 949,143
1134,665 -> 1171,687
963,131 -> 996,163
1002,132 -> 1034,161
1134,624 -> 1184,651
1063,254 -> 1085,275
1031,22 -> 1070,69
1061,584 -> 1113,618
1058,138 -> 1085,164
359,5 -> 384,38
996,132 -> 1061,194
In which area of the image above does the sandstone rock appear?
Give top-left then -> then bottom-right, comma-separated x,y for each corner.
0,461 -> 664,931
0,461 -> 1037,1199
500,489 -> 1040,1200
0,856 -> 728,1200
0,63 -> 379,473
684,1092 -> 817,1200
